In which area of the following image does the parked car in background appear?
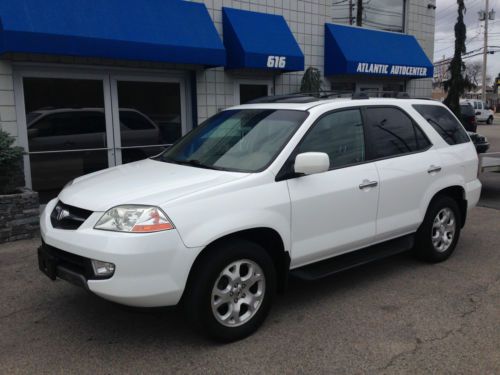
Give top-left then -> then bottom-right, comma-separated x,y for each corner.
459,103 -> 477,132
461,99 -> 495,124
468,131 -> 490,154
38,96 -> 481,342
27,108 -> 162,191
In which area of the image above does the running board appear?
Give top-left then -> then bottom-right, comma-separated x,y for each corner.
290,234 -> 414,281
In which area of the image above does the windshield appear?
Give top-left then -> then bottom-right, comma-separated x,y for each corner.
157,109 -> 307,172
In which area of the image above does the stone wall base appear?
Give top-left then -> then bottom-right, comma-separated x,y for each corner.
0,188 -> 40,243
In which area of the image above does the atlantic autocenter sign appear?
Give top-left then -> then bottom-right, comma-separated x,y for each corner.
355,62 -> 429,77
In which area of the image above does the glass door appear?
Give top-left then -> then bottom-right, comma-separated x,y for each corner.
110,77 -> 186,165
20,75 -> 114,203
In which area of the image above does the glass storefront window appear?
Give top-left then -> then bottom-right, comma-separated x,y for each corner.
332,0 -> 405,33
116,81 -> 182,163
24,77 -> 109,203
239,84 -> 269,104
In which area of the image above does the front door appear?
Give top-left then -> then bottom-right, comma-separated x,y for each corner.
17,70 -> 188,204
286,108 -> 379,267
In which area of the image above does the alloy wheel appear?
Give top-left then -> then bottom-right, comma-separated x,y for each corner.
211,259 -> 266,327
431,207 -> 456,253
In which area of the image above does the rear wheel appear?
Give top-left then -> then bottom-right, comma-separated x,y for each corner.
414,195 -> 461,263
184,239 -> 276,342
486,116 -> 494,125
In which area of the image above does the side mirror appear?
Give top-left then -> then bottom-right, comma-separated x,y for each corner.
476,112 -> 481,116
294,152 -> 330,175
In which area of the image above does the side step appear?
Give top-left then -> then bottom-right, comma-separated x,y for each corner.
290,234 -> 414,281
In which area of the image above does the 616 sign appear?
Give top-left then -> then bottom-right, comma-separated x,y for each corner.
267,56 -> 286,69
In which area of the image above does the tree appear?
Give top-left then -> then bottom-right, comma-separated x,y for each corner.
443,0 -> 471,117
300,67 -> 322,94
465,61 -> 482,89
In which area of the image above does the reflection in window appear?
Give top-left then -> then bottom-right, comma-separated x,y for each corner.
332,0 -> 405,33
299,109 -> 365,168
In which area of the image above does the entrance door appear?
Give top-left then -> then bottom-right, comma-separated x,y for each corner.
110,77 -> 186,165
16,70 -> 188,204
20,75 -> 114,204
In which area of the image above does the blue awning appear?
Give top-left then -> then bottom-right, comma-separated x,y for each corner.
325,24 -> 433,78
222,7 -> 304,71
0,0 -> 225,66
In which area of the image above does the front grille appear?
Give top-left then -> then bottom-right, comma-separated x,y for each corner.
50,201 -> 93,230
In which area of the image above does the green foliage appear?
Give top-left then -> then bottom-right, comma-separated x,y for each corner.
0,129 -> 24,194
443,0 -> 472,117
300,67 -> 322,94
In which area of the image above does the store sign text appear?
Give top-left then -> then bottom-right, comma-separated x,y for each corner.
356,62 -> 428,77
267,56 -> 286,68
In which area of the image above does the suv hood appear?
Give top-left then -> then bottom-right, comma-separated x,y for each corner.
58,159 -> 248,211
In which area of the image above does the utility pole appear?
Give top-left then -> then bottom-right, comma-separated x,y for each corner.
349,0 -> 353,25
481,0 -> 489,103
356,0 -> 363,26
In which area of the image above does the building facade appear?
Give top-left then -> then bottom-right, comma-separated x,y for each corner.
0,0 -> 436,203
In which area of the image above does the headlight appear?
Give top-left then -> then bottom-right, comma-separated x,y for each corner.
94,205 -> 174,233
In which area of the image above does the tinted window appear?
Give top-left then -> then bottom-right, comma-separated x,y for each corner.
299,109 -> 365,168
413,105 -> 470,145
365,107 -> 431,159
460,104 -> 475,116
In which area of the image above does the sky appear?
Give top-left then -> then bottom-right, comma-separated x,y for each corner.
434,0 -> 500,84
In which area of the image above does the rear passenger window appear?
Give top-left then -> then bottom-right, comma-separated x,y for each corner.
364,107 -> 431,159
413,105 -> 470,145
298,109 -> 365,169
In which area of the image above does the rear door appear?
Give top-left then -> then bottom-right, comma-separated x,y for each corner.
362,106 -> 438,241
287,108 -> 379,267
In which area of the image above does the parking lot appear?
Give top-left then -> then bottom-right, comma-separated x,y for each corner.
1,120 -> 499,374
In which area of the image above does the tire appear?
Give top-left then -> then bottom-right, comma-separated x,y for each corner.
183,239 -> 276,342
486,116 -> 494,125
414,195 -> 461,263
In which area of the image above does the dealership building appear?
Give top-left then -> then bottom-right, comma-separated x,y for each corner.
0,0 -> 436,203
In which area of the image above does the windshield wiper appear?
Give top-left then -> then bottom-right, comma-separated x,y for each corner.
167,158 -> 221,170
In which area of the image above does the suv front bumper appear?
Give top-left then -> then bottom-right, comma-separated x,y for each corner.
39,199 -> 203,307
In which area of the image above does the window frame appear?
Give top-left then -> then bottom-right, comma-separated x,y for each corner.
412,104 -> 471,146
276,106 -> 371,181
361,105 -> 433,162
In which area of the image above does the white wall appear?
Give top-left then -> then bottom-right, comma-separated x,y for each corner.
0,61 -> 17,140
193,0 -> 331,123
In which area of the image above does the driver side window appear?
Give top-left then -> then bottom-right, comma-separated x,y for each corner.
298,109 -> 365,169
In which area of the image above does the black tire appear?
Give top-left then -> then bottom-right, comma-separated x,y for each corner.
183,239 -> 276,342
486,116 -> 494,125
414,195 -> 461,263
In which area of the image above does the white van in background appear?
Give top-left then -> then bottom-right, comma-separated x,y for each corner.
461,99 -> 495,124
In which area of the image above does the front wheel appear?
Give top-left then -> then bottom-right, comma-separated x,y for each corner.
486,116 -> 494,125
414,195 -> 461,263
183,239 -> 276,342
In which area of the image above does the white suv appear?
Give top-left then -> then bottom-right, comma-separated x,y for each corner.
461,99 -> 495,124
38,96 -> 481,341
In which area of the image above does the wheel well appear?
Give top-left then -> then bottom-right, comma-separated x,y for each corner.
183,228 -> 290,299
432,186 -> 467,227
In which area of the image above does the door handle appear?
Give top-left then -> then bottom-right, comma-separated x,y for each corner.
359,180 -> 378,189
427,165 -> 442,174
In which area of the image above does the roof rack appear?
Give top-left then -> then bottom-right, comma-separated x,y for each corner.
247,91 -> 426,104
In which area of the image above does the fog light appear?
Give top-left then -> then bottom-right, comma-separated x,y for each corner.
91,259 -> 115,277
